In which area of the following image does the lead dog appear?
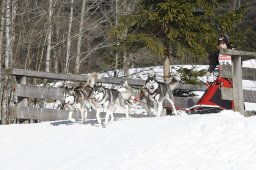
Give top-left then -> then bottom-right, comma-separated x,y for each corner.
63,72 -> 102,124
89,84 -> 129,127
63,85 -> 93,124
144,74 -> 179,116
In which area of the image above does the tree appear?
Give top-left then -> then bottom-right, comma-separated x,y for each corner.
5,0 -> 12,69
110,0 -> 244,81
65,0 -> 74,73
46,0 -> 53,73
74,0 -> 86,74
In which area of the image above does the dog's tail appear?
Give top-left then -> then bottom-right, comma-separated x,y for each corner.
86,72 -> 102,88
167,76 -> 180,91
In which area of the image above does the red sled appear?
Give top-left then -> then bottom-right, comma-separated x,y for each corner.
185,76 -> 234,114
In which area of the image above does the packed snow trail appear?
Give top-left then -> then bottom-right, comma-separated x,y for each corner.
1,110 -> 256,170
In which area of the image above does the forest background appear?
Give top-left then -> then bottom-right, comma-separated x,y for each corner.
0,0 -> 255,77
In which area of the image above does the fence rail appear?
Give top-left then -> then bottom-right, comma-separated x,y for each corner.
3,68 -> 205,123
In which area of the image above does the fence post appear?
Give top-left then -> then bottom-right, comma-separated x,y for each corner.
231,55 -> 245,115
16,75 -> 28,123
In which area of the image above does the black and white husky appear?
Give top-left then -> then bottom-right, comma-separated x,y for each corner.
144,74 -> 179,116
89,84 -> 129,127
63,85 -> 93,124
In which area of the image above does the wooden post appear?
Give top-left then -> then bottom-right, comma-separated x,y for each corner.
231,55 -> 245,115
16,75 -> 28,123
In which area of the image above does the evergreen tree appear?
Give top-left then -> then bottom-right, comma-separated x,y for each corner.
109,0 -> 245,78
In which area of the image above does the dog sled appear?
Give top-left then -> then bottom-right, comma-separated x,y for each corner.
174,76 -> 234,115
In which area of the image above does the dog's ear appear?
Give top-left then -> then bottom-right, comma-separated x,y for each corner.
148,73 -> 156,78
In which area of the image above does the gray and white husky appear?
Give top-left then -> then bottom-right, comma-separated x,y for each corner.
144,74 -> 179,116
63,85 -> 93,124
115,80 -> 148,115
89,84 -> 129,127
115,80 -> 141,106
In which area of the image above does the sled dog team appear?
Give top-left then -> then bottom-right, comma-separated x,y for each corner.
63,73 -> 179,128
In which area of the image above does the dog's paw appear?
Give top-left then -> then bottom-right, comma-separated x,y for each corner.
102,123 -> 107,128
94,124 -> 103,128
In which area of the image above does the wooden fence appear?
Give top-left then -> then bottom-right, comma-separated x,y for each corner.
3,68 -> 206,123
220,48 -> 256,117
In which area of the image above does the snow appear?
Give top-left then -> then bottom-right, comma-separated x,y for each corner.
1,110 -> 256,170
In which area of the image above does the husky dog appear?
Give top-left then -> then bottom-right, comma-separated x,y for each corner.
144,74 -> 179,116
115,80 -> 149,115
63,85 -> 93,124
115,80 -> 141,106
62,72 -> 102,124
89,84 -> 129,127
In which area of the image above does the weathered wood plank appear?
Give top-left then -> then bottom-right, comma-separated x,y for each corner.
7,69 -> 206,90
220,65 -> 256,80
16,84 -> 65,100
221,87 -> 256,103
15,84 -> 205,104
220,48 -> 256,57
6,68 -> 88,82
16,106 -> 148,121
221,87 -> 233,101
242,67 -> 256,81
99,77 -> 145,86
17,107 -> 69,120
244,111 -> 256,117
232,56 -> 245,114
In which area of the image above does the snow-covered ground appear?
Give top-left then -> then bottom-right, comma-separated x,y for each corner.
1,110 -> 256,170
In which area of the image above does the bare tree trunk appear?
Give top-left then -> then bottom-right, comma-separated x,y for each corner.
0,0 -> 5,124
114,0 -> 119,76
123,52 -> 129,77
233,0 -> 237,9
46,0 -> 53,72
38,33 -> 47,72
10,0 -> 17,68
24,28 -> 34,69
65,0 -> 74,73
5,0 -> 11,69
2,0 -> 12,125
122,1 -> 130,77
75,0 -> 86,74
0,0 -> 5,70
53,6 -> 62,74
163,43 -> 170,82
122,29 -> 129,77
163,56 -> 170,81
